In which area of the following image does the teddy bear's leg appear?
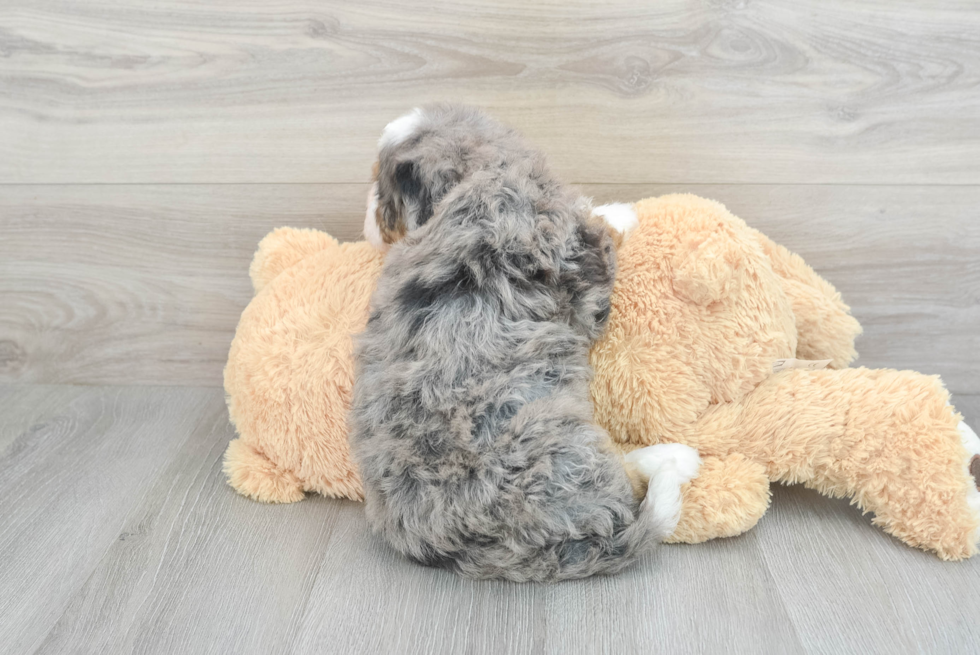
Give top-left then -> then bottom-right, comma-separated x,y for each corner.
859,401 -> 980,559
249,227 -> 339,294
665,454 -> 771,544
751,231 -> 862,368
709,368 -> 980,559
223,438 -> 306,504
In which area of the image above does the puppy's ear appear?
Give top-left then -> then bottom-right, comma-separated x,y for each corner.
395,161 -> 434,227
375,159 -> 434,245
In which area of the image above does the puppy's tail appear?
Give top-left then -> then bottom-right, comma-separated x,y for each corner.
553,444 -> 701,581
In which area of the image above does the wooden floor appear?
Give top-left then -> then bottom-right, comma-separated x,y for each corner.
1,1 -> 979,653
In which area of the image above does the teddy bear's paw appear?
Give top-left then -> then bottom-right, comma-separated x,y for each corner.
223,439 -> 306,504
958,421 -> 980,537
625,443 -> 702,539
593,203 -> 638,239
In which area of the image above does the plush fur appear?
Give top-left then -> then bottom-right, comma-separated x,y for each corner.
223,182 -> 980,562
348,104 -> 694,581
224,229 -> 381,502
594,195 -> 979,559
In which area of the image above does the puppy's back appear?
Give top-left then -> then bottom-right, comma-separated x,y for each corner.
350,104 -> 675,581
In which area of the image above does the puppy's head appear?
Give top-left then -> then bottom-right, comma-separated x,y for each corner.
364,104 -> 507,250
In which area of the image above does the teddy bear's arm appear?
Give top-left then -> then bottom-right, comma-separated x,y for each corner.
666,453 -> 771,544
751,230 -> 862,368
249,227 -> 340,294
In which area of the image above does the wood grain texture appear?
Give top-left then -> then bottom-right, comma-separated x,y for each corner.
0,383 -> 88,453
0,184 -> 365,387
2,0 -> 980,184
36,393 -> 341,655
2,183 -> 976,392
0,384 -> 220,654
1,386 -> 977,654
289,503 -> 803,655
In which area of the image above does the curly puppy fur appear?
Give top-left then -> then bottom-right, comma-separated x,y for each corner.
350,104 -> 682,581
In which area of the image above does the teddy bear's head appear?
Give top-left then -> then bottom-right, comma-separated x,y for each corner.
224,229 -> 384,501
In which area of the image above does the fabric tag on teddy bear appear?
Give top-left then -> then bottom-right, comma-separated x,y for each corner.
772,358 -> 833,374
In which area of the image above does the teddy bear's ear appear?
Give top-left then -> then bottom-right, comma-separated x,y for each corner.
249,228 -> 339,294
671,231 -> 743,306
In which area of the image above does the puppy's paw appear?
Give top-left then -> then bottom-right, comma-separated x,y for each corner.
625,443 -> 702,485
593,203 -> 638,239
626,444 -> 702,540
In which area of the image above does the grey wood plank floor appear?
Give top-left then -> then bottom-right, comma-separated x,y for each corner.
1,385 -> 977,655
2,0 -> 980,652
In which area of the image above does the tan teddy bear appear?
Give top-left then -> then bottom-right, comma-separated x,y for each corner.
224,194 -> 980,559
224,228 -> 381,502
591,195 -> 980,559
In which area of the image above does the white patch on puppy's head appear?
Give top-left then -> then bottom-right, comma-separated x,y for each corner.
593,202 -> 638,238
378,107 -> 424,150
364,182 -> 388,251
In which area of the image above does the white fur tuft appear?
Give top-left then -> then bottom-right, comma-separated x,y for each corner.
379,108 -> 424,149
625,443 -> 701,539
593,203 -> 638,238
958,420 -> 980,544
364,182 -> 387,251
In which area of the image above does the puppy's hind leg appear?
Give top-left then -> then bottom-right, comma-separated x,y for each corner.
624,443 -> 702,540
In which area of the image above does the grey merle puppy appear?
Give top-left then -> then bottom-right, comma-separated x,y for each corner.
351,104 -> 700,582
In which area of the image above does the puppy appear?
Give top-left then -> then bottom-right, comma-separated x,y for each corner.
350,104 -> 700,581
